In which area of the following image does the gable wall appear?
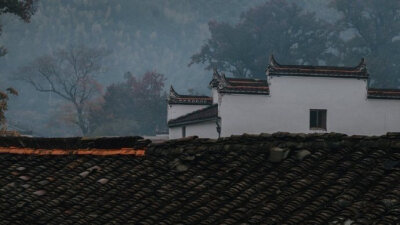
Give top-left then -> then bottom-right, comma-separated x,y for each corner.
212,88 -> 220,104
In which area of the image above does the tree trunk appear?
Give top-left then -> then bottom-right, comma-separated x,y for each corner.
75,105 -> 88,136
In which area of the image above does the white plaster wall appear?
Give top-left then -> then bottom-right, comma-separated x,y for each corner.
212,88 -> 219,104
169,121 -> 218,139
169,127 -> 182,139
186,121 -> 218,138
220,76 -> 400,136
167,104 -> 208,121
364,99 -> 400,134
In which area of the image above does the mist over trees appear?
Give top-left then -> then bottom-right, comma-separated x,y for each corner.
1,0 -> 264,136
0,0 -> 35,132
191,0 -> 400,87
0,0 -> 36,56
16,46 -> 108,135
0,0 -> 399,136
88,71 -> 167,136
332,0 -> 400,88
190,0 -> 334,78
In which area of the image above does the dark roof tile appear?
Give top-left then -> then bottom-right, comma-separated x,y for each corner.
168,86 -> 212,105
368,88 -> 400,99
212,71 -> 269,95
0,133 -> 399,224
168,104 -> 218,127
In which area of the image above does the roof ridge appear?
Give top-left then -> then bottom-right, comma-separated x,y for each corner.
0,147 -> 146,156
148,132 -> 400,156
168,86 -> 212,105
269,56 -> 366,71
367,88 -> 400,99
368,88 -> 400,92
267,55 -> 368,79
169,86 -> 210,99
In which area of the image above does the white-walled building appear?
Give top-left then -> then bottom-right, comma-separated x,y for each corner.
167,56 -> 400,139
167,87 -> 219,139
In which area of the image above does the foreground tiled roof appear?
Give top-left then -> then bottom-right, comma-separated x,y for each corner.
267,55 -> 369,79
0,136 -> 149,149
168,86 -> 212,105
168,104 -> 218,127
368,88 -> 400,100
211,70 -> 269,95
1,133 -> 400,224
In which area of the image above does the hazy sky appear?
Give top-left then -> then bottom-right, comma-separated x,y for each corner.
0,0 -> 271,136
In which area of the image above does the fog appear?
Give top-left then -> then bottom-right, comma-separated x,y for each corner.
0,0 -> 264,136
0,0 -> 398,137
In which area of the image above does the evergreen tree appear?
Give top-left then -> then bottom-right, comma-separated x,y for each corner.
331,0 -> 400,88
89,71 -> 167,136
190,0 -> 334,78
0,0 -> 36,56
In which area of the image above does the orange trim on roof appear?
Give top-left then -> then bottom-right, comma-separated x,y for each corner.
0,147 -> 146,156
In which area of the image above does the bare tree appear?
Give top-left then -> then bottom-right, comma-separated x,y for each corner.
16,45 -> 108,135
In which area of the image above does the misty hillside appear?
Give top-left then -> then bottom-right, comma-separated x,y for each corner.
0,0 -> 266,136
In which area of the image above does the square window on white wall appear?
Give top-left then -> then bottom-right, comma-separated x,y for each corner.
310,109 -> 327,130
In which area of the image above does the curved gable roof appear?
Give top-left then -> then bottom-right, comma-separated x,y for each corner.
211,70 -> 269,95
368,88 -> 400,100
168,86 -> 212,105
267,55 -> 368,79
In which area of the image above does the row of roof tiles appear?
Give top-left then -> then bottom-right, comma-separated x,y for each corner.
368,89 -> 400,100
211,72 -> 270,95
0,147 -> 145,156
1,133 -> 399,224
267,55 -> 369,79
168,86 -> 212,105
168,104 -> 219,127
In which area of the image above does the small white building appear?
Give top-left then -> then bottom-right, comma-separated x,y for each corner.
168,56 -> 400,139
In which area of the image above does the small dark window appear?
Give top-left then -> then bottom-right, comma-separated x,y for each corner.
310,109 -> 327,130
182,126 -> 186,137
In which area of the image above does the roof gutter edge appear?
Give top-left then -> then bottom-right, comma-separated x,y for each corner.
168,117 -> 219,128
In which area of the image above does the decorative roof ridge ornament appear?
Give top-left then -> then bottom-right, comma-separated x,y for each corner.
209,68 -> 222,88
169,85 -> 179,99
213,68 -> 221,80
269,54 -> 280,68
355,58 -> 367,72
218,73 -> 230,89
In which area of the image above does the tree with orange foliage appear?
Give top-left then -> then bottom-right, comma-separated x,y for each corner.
89,71 -> 167,136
